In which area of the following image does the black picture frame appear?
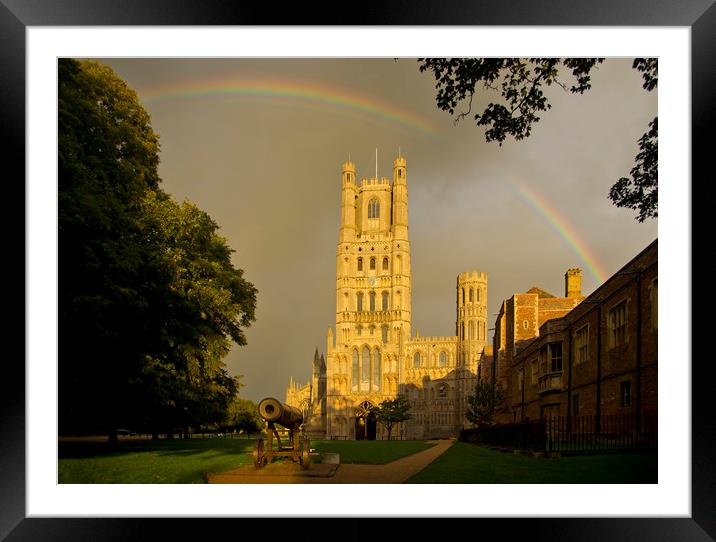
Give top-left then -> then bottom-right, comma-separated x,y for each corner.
5,1 -> 710,540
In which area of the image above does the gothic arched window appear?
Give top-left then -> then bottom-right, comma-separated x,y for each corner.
368,198 -> 380,219
382,257 -> 389,271
369,291 -> 376,311
381,325 -> 389,344
369,257 -> 376,270
381,291 -> 389,311
414,352 -> 422,368
469,288 -> 474,302
357,292 -> 363,312
362,347 -> 370,384
373,349 -> 381,389
357,257 -> 363,272
439,351 -> 447,367
352,349 -> 359,390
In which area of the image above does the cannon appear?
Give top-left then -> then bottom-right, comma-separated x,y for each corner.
253,397 -> 311,469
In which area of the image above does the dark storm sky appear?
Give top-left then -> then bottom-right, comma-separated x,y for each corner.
99,58 -> 657,402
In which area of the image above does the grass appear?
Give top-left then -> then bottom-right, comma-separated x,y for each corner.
58,436 -> 436,483
59,437 -> 255,484
405,442 -> 658,484
311,439 -> 435,464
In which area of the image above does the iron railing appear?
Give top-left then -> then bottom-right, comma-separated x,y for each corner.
460,415 -> 657,453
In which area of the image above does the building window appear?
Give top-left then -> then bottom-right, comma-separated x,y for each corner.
572,394 -> 580,416
370,257 -> 376,270
362,347 -> 370,384
382,257 -> 389,271
575,325 -> 589,364
477,288 -> 481,302
549,342 -> 563,372
368,198 -> 380,219
352,350 -> 359,390
539,343 -> 562,374
609,301 -> 628,347
620,381 -> 632,407
357,292 -> 363,312
523,320 -> 529,331
369,291 -> 376,311
469,321 -> 475,340
469,288 -> 473,302
439,351 -> 447,367
381,291 -> 389,311
373,349 -> 381,389
356,325 -> 362,336
438,383 -> 448,398
414,352 -> 421,368
462,288 -> 465,305
381,326 -> 389,344
357,257 -> 363,271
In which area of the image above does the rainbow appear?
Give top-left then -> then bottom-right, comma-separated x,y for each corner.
140,78 -> 441,137
515,183 -> 608,286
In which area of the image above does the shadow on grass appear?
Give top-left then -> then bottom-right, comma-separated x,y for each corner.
58,437 -> 257,459
58,437 -> 259,484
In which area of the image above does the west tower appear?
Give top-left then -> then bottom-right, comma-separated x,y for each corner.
326,154 -> 413,438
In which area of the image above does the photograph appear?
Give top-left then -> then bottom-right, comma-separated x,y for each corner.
56,57 -> 659,486
7,10 -> 710,540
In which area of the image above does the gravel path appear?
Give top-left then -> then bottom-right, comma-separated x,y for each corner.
207,439 -> 453,484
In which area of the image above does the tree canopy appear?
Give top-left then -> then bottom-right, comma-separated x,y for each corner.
372,395 -> 412,440
418,58 -> 658,222
58,59 -> 257,439
465,378 -> 504,428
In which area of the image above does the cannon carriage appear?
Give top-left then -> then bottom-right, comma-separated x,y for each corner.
253,397 -> 313,469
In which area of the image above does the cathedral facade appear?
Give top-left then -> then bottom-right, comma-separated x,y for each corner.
286,155 -> 488,440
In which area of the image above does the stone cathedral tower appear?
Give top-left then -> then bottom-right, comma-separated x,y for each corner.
287,153 -> 488,440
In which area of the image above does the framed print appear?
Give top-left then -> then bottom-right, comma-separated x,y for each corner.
6,0 -> 712,540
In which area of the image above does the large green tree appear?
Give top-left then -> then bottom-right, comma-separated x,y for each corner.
373,395 -> 412,440
224,397 -> 263,434
58,59 -> 257,440
418,58 -> 657,222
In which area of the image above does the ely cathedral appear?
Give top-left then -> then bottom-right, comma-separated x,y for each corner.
286,154 -> 488,440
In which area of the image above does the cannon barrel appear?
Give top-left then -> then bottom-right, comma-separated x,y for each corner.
257,397 -> 303,429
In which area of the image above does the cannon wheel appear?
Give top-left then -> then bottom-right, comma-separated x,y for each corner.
299,438 -> 311,470
253,438 -> 266,469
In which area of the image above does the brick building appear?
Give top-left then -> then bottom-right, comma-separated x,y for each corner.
505,239 -> 657,422
491,270 -> 586,423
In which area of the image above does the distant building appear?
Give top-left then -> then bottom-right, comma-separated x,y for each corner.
286,155 -> 487,439
503,240 -> 657,422
285,349 -> 327,437
285,153 -> 657,439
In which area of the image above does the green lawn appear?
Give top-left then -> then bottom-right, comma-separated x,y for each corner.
59,437 -> 256,484
405,442 -> 658,484
58,436 -> 436,483
311,439 -> 435,464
